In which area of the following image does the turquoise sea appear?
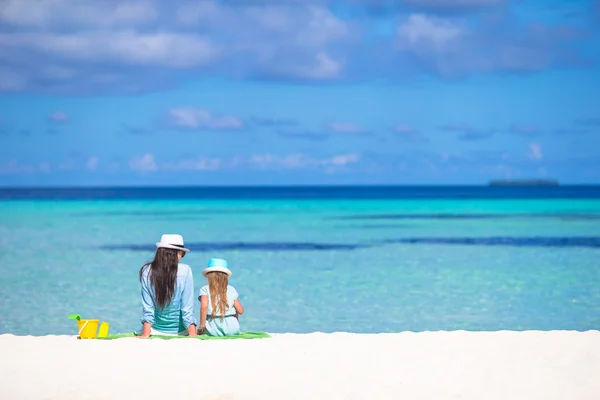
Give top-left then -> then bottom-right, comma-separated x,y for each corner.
1,186 -> 599,335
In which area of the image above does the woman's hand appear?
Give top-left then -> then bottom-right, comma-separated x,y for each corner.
138,322 -> 151,339
197,324 -> 206,335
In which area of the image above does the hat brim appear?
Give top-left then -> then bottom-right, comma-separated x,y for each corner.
202,266 -> 232,277
156,243 -> 190,253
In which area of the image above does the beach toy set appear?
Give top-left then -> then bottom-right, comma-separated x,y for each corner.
68,314 -> 110,339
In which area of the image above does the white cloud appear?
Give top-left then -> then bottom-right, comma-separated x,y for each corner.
248,154 -> 308,169
0,0 -> 576,93
395,12 -> 578,77
0,0 -> 158,27
1,32 -> 219,68
127,152 -> 359,172
528,143 -> 543,160
403,0 -> 504,9
326,153 -> 360,166
49,111 -> 68,122
226,6 -> 349,80
86,156 -> 99,171
256,51 -> 344,81
129,153 -> 158,172
176,1 -> 221,26
0,1 -> 351,92
223,5 -> 351,81
398,14 -> 463,50
287,7 -> 349,46
162,158 -> 222,171
168,108 -> 244,130
302,52 -> 344,80
176,3 -> 349,46
247,153 -> 360,169
328,122 -> 365,134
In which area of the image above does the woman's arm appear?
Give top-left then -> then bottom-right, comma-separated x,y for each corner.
140,322 -> 151,338
181,268 -> 197,337
198,295 -> 208,334
139,274 -> 155,338
233,299 -> 244,315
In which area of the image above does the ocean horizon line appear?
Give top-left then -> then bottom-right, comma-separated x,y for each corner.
2,183 -> 600,190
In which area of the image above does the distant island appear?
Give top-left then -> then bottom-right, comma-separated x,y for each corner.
488,179 -> 559,186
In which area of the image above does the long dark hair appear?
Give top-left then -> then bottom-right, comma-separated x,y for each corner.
139,248 -> 180,309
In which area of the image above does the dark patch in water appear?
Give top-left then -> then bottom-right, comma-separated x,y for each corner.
333,213 -> 600,221
336,224 -> 412,229
102,242 -> 367,252
74,209 -> 266,217
381,237 -> 600,248
3,185 -> 600,200
334,213 -> 492,220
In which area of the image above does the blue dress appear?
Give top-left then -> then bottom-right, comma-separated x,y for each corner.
140,263 -> 197,335
199,285 -> 241,336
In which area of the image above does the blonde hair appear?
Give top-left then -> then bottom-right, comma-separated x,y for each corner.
206,271 -> 229,319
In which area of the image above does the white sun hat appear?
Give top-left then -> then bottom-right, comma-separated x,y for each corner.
202,258 -> 232,277
156,234 -> 190,253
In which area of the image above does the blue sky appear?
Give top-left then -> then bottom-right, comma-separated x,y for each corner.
1,0 -> 599,186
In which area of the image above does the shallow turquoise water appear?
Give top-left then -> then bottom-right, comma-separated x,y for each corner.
1,198 -> 599,335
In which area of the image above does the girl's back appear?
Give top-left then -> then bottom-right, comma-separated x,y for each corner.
198,258 -> 244,337
198,284 -> 238,317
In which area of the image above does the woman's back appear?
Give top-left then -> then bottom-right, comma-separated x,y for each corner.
140,262 -> 196,334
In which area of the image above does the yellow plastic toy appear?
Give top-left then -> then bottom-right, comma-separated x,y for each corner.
69,314 -> 110,339
98,322 -> 110,338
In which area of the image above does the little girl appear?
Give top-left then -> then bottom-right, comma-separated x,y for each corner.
198,258 -> 244,336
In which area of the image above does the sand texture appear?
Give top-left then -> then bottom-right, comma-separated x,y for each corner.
1,331 -> 599,399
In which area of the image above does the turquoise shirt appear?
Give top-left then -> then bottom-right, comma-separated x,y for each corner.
199,284 -> 241,336
140,263 -> 196,334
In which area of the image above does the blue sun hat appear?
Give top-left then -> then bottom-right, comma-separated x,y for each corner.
202,258 -> 232,277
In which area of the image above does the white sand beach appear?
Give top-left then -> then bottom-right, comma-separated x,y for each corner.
1,331 -> 599,400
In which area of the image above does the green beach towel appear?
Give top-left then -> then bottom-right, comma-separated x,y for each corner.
98,331 -> 271,340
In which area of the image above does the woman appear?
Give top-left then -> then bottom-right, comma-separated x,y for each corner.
138,234 -> 197,337
198,258 -> 244,336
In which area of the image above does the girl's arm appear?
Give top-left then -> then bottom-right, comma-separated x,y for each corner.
198,295 -> 208,333
233,299 -> 244,315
